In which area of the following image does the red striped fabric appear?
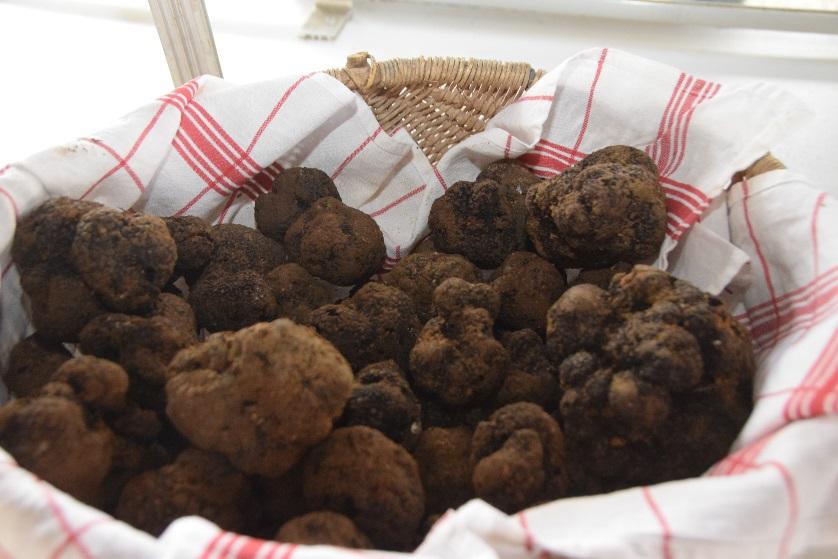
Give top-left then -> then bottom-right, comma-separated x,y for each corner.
641,487 -> 673,559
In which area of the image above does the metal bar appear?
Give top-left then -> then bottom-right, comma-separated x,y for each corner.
148,0 -> 223,86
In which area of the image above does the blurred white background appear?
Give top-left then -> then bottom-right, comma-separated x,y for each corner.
1,0 -> 836,193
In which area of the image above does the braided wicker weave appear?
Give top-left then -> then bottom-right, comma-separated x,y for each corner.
326,52 -> 779,175
326,52 -> 544,165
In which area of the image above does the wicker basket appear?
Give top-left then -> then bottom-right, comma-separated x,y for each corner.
326,51 -> 782,176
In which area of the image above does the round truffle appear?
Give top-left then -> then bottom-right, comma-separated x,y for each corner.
5,334 -> 72,397
525,147 -> 666,268
309,303 -> 372,371
52,356 -> 130,411
163,215 -> 215,276
115,448 -> 252,536
265,263 -> 336,324
0,394 -> 114,504
255,167 -> 341,241
284,197 -> 385,286
302,426 -> 425,550
429,179 -> 526,268
413,426 -> 475,514
188,270 -> 277,332
545,284 -> 613,361
382,252 -> 480,322
203,223 -> 286,277
20,270 -> 106,342
276,511 -> 372,549
431,277 -> 500,319
471,402 -> 567,513
71,208 -> 177,313
491,252 -> 566,333
477,159 -> 541,196
342,361 -> 421,447
166,319 -> 354,476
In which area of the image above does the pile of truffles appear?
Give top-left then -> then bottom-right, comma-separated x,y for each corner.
0,147 -> 755,551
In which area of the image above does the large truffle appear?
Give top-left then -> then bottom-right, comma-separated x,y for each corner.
525,146 -> 666,268
382,252 -> 481,322
413,426 -> 475,514
0,393 -> 114,504
552,265 -> 755,493
203,223 -> 286,277
471,402 -> 567,513
265,263 -> 336,324
410,282 -> 509,408
341,361 -> 421,447
115,448 -> 252,536
71,208 -> 177,313
276,511 -> 372,549
491,252 -> 566,333
477,159 -> 542,196
311,282 -> 421,370
166,319 -> 354,476
303,426 -> 425,550
255,167 -> 341,241
494,330 -> 560,411
429,179 -> 526,268
284,197 -> 385,286
5,334 -> 72,397
163,216 -> 215,277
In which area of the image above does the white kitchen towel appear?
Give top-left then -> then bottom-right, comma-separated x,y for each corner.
0,48 -> 835,558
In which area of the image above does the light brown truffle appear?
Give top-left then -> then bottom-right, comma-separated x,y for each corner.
5,334 -> 72,397
471,402 -> 567,513
71,208 -> 177,313
166,319 -> 354,476
115,448 -> 252,536
0,394 -> 114,504
284,197 -> 385,286
276,511 -> 372,549
52,356 -> 130,411
303,426 -> 425,550
429,179 -> 526,268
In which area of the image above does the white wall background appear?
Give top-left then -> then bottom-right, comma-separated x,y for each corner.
1,0 -> 836,194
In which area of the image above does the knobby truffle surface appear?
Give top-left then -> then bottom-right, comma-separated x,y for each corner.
275,511 -> 372,549
255,167 -> 341,241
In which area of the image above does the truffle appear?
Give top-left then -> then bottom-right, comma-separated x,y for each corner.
284,197 -> 385,286
255,167 -> 341,241
303,426 -> 425,550
552,265 -> 754,493
52,356 -> 130,411
311,282 -> 421,370
276,511 -> 372,549
71,208 -> 177,313
525,146 -> 666,268
151,293 -> 198,342
382,252 -> 480,322
410,282 -> 509,408
571,261 -> 633,290
166,319 -> 354,476
5,334 -> 71,397
0,393 -> 114,504
203,223 -> 286,277
494,330 -> 560,411
115,448 -> 252,536
188,270 -> 277,332
413,426 -> 474,514
477,159 -> 542,196
20,269 -> 106,343
490,252 -> 566,333
265,263 -> 336,324
429,179 -> 526,268
342,361 -> 421,447
163,215 -> 215,277
430,277 -> 500,319
471,402 -> 567,513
